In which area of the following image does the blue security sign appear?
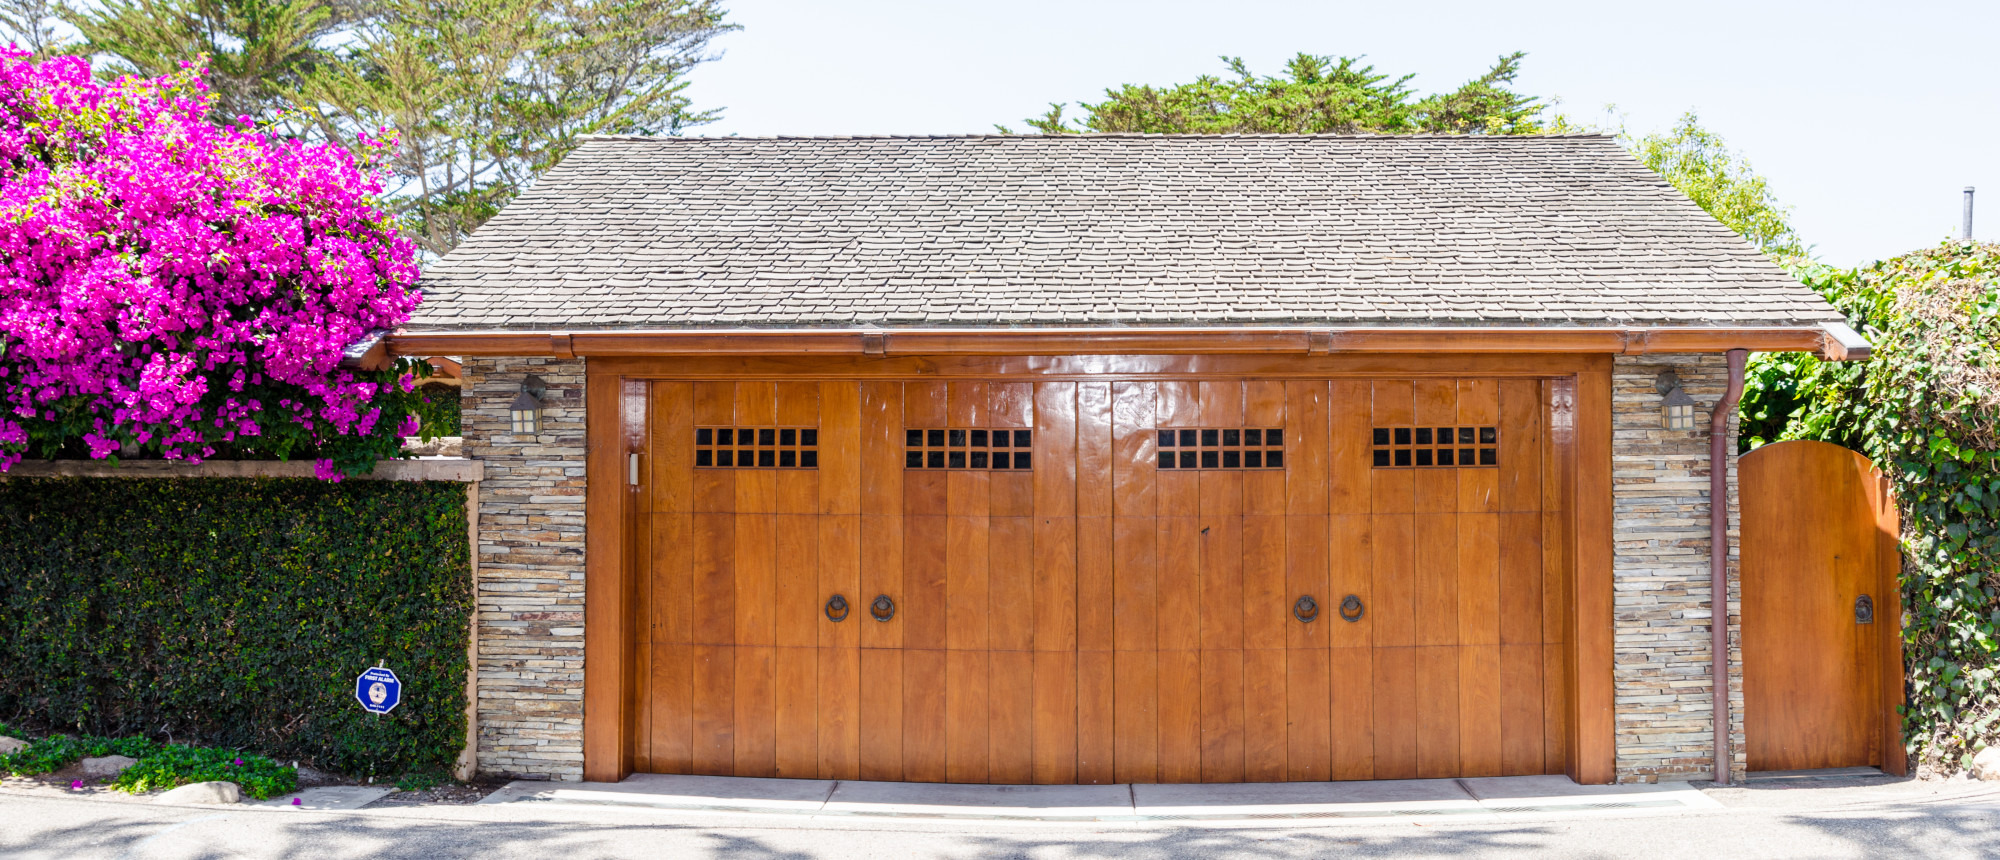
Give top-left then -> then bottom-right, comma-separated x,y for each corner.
354,667 -> 402,715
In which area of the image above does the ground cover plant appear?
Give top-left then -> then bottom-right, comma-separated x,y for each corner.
0,731 -> 297,800
0,50 -> 439,479
0,477 -> 471,778
1740,240 -> 2000,771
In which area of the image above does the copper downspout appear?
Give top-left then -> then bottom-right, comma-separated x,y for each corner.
1711,348 -> 1749,786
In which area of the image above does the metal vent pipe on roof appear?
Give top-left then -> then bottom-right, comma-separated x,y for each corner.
1966,187 -> 1976,240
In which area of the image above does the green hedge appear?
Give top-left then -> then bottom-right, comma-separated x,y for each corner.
0,478 -> 472,777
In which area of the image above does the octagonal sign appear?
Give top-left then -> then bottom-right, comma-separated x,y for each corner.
355,667 -> 401,715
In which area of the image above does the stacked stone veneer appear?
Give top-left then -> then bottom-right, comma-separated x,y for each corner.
462,356 -> 588,780
1610,353 -> 1745,783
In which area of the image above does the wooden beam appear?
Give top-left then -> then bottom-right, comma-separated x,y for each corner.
1820,321 -> 1874,362
1569,367 -> 1617,785
388,326 -> 1843,359
582,364 -> 632,782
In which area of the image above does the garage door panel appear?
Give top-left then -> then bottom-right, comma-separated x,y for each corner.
1114,649 -> 1160,783
732,644 -> 776,777
734,513 -> 775,646
990,516 -> 1034,652
1285,381 -> 1330,515
1499,379 -> 1543,511
1075,649 -> 1115,784
1331,645 -> 1374,780
1157,517 -> 1200,651
1242,647 -> 1287,782
1415,513 -> 1459,646
858,515 -> 902,649
1372,647 -> 1418,779
1459,644 -> 1503,777
773,646 -> 818,778
1371,514 -> 1416,648
945,650 -> 990,783
690,644 -> 734,775
1500,642 -> 1545,775
1198,489 -> 1244,652
1286,646 -> 1332,781
1112,517 -> 1156,652
858,648 -> 903,781
902,516 -> 947,650
859,382 -> 904,515
818,645 -> 859,780
651,642 -> 692,774
990,650 -> 1034,784
1242,516 -> 1287,651
690,512 -> 735,645
652,513 -> 692,645
1033,650 -> 1078,784
902,649 -> 947,782
1157,649 -> 1202,783
1199,648 -> 1245,783
1416,646 -> 1462,778
944,515 -> 990,651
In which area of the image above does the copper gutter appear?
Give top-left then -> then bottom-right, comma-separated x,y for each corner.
1711,348 -> 1749,785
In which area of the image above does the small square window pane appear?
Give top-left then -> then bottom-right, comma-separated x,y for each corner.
1202,450 -> 1219,469
948,451 -> 966,469
1223,450 -> 1241,468
1416,427 -> 1433,445
1480,427 -> 1497,444
717,428 -> 733,445
1201,429 -> 1219,447
971,451 -> 988,469
1266,450 -> 1284,468
1394,449 -> 1411,467
992,452 -> 1010,469
780,428 -> 796,446
1013,451 -> 1031,469
928,451 -> 945,468
717,450 -> 733,467
1393,427 -> 1410,445
928,429 -> 945,447
1179,429 -> 1197,447
1415,449 -> 1433,467
759,428 -> 776,446
1245,428 -> 1263,445
1461,448 -> 1475,463
696,450 -> 713,467
780,450 -> 796,468
801,450 -> 818,468
1222,429 -> 1240,446
1438,427 -> 1454,442
1372,428 -> 1390,445
801,429 -> 818,447
696,428 -> 713,445
992,431 -> 1009,448
1246,450 -> 1263,468
907,451 -> 924,468
1159,430 -> 1175,447
1015,431 -> 1031,448
1180,451 -> 1197,469
971,429 -> 988,447
1372,450 -> 1390,467
1159,452 -> 1176,469
1458,427 -> 1475,444
1437,448 -> 1454,466
1266,429 -> 1283,446
949,429 -> 967,447
1480,448 -> 1497,465
907,429 -> 923,447
758,450 -> 776,467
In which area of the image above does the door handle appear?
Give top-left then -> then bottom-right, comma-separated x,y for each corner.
1294,595 -> 1319,624
1854,594 -> 1874,624
1339,594 -> 1365,623
825,594 -> 850,622
870,594 -> 896,622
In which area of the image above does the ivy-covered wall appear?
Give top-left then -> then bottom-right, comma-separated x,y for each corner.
0,478 -> 472,777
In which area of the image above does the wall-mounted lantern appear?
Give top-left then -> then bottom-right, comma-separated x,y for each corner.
510,375 -> 548,435
1655,369 -> 1697,431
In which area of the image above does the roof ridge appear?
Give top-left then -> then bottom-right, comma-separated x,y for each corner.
573,132 -> 1619,142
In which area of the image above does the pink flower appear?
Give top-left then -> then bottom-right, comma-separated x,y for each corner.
292,797 -> 302,806
0,50 -> 423,478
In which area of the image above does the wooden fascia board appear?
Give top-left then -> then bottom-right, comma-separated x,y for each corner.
389,325 -> 1853,359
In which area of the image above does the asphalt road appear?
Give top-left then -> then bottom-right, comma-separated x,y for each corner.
3,780 -> 1998,860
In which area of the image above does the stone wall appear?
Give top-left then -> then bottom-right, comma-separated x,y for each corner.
1610,353 -> 1745,783
461,356 -> 588,781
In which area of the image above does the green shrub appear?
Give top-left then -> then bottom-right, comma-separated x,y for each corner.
113,745 -> 297,800
0,734 -> 158,776
1740,240 -> 2000,769
0,478 -> 472,777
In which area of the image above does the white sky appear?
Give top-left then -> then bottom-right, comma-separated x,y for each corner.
686,0 -> 1998,268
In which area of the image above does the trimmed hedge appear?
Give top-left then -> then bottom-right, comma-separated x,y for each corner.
0,478 -> 471,777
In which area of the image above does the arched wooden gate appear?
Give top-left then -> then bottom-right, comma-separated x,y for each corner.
1740,440 -> 1906,775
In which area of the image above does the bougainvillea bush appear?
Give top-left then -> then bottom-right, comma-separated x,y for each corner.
0,51 -> 434,478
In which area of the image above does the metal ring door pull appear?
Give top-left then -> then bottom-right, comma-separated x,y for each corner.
825,594 -> 849,622
870,594 -> 896,622
1854,594 -> 1874,624
1339,594 -> 1364,623
1294,594 -> 1319,623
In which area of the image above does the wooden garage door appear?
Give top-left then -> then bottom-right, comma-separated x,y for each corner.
636,377 -> 1565,783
